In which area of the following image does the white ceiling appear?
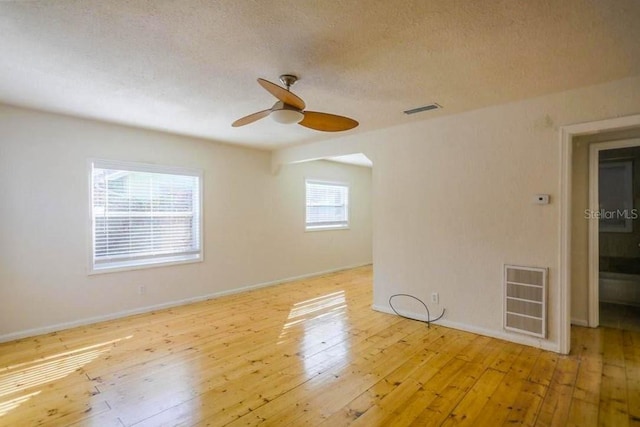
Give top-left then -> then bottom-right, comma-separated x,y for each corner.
1,1 -> 639,150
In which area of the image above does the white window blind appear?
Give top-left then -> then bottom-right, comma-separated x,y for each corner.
90,160 -> 202,273
305,180 -> 349,230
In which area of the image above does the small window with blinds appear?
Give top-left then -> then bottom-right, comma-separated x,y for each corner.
305,180 -> 349,231
90,159 -> 203,273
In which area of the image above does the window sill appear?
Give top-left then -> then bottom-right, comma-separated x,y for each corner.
305,226 -> 350,232
89,254 -> 202,275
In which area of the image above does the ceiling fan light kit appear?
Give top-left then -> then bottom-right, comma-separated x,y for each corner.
232,74 -> 358,132
270,102 -> 304,124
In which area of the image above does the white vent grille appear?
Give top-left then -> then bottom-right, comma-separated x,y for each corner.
504,265 -> 547,338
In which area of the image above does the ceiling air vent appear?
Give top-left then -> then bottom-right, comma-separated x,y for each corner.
403,103 -> 441,115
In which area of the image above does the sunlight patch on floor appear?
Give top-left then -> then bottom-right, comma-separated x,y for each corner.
0,335 -> 132,417
279,291 -> 347,340
277,290 -> 351,377
285,291 -> 346,323
0,390 -> 41,417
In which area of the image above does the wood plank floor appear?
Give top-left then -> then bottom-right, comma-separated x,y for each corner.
0,265 -> 639,426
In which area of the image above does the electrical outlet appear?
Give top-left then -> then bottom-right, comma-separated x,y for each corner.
431,292 -> 439,304
138,285 -> 146,295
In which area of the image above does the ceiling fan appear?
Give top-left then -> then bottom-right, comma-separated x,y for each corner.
232,75 -> 358,132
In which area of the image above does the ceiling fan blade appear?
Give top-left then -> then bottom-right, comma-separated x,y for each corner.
299,111 -> 359,132
232,109 -> 271,127
257,78 -> 306,110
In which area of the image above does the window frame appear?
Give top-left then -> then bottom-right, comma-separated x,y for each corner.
304,179 -> 350,232
88,158 -> 204,275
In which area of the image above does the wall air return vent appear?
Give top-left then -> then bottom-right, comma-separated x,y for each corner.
504,265 -> 547,338
403,103 -> 441,115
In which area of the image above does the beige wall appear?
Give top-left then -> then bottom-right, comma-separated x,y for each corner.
571,129 -> 640,324
0,105 -> 372,340
373,77 -> 640,351
571,136 -> 591,324
370,99 -> 561,349
275,75 -> 640,352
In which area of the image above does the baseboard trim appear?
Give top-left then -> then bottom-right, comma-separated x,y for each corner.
0,262 -> 372,343
372,304 -> 560,353
571,317 -> 589,327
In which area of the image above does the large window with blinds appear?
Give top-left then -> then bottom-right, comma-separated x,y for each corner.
90,159 -> 203,273
305,179 -> 349,230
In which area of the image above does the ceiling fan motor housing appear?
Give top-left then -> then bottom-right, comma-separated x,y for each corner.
279,74 -> 298,89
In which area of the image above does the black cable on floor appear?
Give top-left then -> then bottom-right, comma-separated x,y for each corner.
388,293 -> 445,327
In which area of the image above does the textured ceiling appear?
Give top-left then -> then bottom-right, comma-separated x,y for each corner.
1,0 -> 639,150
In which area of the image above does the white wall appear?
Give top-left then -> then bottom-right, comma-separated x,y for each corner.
0,105 -> 372,340
275,75 -> 640,352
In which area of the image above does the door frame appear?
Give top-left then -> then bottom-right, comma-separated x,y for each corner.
559,113 -> 640,354
588,138 -> 640,327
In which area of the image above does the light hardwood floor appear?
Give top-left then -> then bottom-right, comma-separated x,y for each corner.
0,266 -> 639,426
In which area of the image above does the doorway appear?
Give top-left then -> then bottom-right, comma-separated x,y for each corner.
560,115 -> 640,354
591,141 -> 640,331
